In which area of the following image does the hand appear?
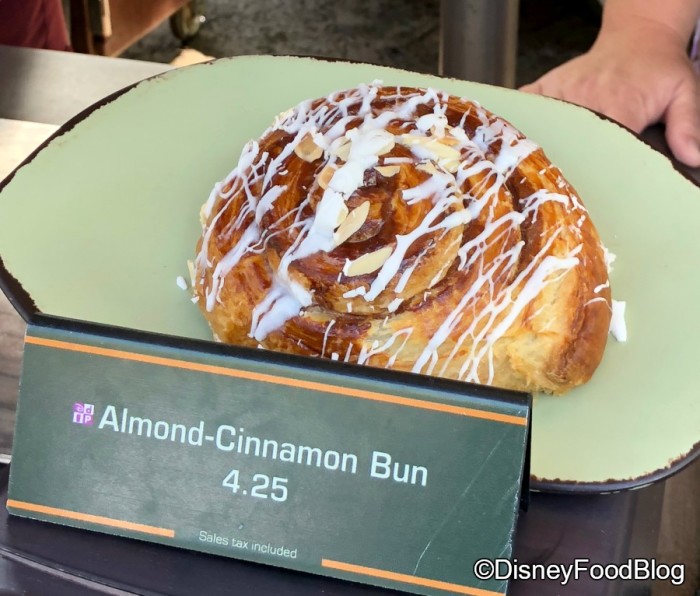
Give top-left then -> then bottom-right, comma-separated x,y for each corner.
521,17 -> 700,167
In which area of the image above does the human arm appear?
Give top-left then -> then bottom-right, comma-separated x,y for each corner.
520,0 -> 700,167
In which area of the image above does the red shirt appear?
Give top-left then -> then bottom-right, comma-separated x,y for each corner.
0,0 -> 71,51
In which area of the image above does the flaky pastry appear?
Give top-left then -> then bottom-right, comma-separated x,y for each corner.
193,83 -> 612,394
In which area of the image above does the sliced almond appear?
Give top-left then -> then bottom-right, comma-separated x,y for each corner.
429,125 -> 445,137
447,125 -> 468,142
417,157 -> 460,174
336,143 -> 351,161
375,165 -> 400,177
417,113 -> 447,134
416,162 -> 438,175
294,133 -> 323,162
439,134 -> 461,146
334,201 -> 370,245
335,202 -> 349,226
398,133 -> 425,146
442,159 -> 460,173
343,245 -> 393,277
398,134 -> 460,161
331,138 -> 351,161
276,108 -> 294,122
318,164 -> 336,190
377,137 -> 395,156
429,140 -> 460,161
187,260 -> 197,286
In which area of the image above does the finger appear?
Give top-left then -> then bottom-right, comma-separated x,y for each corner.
519,80 -> 567,103
602,100 -> 649,134
519,82 -> 541,94
663,81 -> 700,167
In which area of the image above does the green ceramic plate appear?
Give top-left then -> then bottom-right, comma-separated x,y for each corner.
1,56 -> 698,491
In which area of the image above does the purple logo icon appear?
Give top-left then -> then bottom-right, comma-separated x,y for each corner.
72,403 -> 95,426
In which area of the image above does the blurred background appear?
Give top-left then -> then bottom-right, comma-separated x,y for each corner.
56,0 -> 601,86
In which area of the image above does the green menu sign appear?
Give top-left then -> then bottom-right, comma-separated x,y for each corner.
8,316 -> 530,596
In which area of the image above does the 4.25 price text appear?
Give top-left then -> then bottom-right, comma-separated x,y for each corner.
222,469 -> 288,502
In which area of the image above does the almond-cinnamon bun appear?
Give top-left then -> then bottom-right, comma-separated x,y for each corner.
193,83 -> 611,394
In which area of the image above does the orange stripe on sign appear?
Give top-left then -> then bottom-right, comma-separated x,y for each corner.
6,499 -> 175,538
322,559 -> 504,596
25,335 -> 526,426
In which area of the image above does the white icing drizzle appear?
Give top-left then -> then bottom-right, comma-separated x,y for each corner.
321,319 -> 336,357
401,172 -> 454,205
249,275 -> 312,342
343,286 -> 367,299
343,343 -> 353,362
610,300 -> 627,342
196,82 -> 612,385
603,247 -> 617,273
383,156 -> 414,164
357,328 -> 414,366
471,117 -> 538,178
387,298 -> 404,313
599,247 -> 627,341
363,193 -> 469,302
594,280 -> 610,294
